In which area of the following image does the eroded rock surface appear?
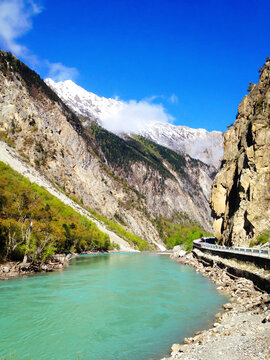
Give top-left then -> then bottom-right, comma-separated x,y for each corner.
210,59 -> 270,246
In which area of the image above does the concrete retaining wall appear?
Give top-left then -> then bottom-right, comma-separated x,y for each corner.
193,244 -> 270,270
193,250 -> 270,293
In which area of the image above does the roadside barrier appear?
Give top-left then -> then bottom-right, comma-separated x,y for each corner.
193,238 -> 270,259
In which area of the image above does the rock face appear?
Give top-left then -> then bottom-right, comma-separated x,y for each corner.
45,78 -> 224,169
210,58 -> 270,246
0,51 -> 214,248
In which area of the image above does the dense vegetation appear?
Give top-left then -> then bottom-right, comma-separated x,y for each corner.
130,136 -> 188,178
154,214 -> 212,251
0,162 -> 114,263
89,123 -> 191,181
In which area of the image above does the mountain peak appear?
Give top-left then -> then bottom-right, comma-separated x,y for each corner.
45,78 -> 121,123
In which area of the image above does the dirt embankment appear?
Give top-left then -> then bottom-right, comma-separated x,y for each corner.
162,249 -> 270,360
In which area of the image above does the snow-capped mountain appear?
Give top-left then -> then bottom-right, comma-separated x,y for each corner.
45,79 -> 223,168
138,122 -> 223,169
45,78 -> 122,124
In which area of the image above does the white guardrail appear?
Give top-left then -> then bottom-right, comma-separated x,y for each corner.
193,237 -> 270,259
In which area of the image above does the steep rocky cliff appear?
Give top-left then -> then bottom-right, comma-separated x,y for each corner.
210,58 -> 270,246
0,51 -> 214,249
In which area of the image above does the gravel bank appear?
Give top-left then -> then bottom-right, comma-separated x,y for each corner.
162,249 -> 270,360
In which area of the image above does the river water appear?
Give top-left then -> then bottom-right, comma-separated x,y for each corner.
0,253 -> 227,360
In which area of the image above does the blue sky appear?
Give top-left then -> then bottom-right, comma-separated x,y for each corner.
0,0 -> 269,132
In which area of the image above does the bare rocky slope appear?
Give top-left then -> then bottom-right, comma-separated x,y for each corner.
0,51 -> 214,249
210,58 -> 270,247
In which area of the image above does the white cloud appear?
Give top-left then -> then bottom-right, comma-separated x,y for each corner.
27,0 -> 42,14
0,0 -> 78,78
169,93 -> 178,104
143,93 -> 178,105
0,0 -> 41,63
143,94 -> 164,102
100,100 -> 174,134
47,61 -> 79,82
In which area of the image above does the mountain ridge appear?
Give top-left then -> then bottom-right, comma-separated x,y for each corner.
0,50 -> 213,255
45,78 -> 223,169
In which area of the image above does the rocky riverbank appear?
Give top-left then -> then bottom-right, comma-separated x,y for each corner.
0,250 -> 124,280
162,248 -> 270,360
0,254 -> 73,280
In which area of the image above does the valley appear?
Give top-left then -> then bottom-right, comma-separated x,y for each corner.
0,48 -> 269,360
0,50 -> 214,265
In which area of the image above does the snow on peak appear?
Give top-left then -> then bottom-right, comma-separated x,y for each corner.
45,78 -> 223,168
137,121 -> 223,168
45,78 -> 121,122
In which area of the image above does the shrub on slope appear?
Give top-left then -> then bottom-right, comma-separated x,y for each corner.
0,162 -> 112,263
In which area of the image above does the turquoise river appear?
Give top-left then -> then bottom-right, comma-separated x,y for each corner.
0,253 -> 227,360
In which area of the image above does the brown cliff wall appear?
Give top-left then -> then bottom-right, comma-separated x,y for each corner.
210,59 -> 270,246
